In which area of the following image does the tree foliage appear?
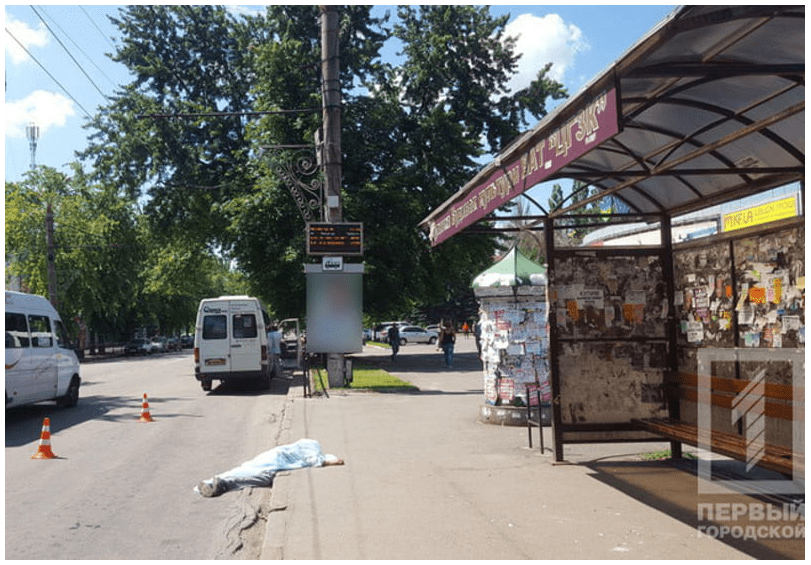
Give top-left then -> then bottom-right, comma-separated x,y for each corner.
5,166 -> 246,341
76,5 -> 568,324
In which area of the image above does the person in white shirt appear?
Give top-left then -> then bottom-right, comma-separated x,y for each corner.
267,324 -> 283,377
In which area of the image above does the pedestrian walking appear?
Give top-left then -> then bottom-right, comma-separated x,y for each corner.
474,319 -> 482,357
387,323 -> 400,362
438,321 -> 456,368
462,322 -> 470,339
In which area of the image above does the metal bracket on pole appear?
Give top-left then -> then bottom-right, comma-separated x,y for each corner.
260,145 -> 323,223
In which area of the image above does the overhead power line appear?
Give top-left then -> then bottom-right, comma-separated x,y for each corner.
30,5 -> 110,102
36,5 -> 118,90
80,5 -> 115,52
4,26 -> 92,119
138,109 -> 320,119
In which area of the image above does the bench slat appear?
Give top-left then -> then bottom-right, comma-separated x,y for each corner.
665,371 -> 801,401
633,418 -> 801,476
676,387 -> 803,422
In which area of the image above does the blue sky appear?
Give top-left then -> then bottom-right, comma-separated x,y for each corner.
4,4 -> 676,185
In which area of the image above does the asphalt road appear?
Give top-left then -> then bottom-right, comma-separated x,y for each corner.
5,351 -> 290,559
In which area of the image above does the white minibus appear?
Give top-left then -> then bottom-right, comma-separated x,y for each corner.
193,296 -> 273,391
5,291 -> 81,408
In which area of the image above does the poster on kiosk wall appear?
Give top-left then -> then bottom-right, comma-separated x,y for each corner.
305,264 -> 364,353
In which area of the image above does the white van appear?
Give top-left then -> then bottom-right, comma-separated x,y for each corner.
5,291 -> 81,409
193,296 -> 273,391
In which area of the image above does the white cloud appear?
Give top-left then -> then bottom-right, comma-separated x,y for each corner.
4,9 -> 49,65
226,5 -> 265,19
504,13 -> 590,94
5,91 -> 76,138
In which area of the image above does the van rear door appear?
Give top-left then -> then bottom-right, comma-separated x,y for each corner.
228,300 -> 261,373
200,302 -> 230,373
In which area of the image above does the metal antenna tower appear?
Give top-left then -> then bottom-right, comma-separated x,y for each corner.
25,121 -> 40,170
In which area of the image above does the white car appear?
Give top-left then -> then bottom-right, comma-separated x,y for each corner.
396,325 -> 438,345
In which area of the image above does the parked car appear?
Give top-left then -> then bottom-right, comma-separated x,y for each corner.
125,338 -> 153,355
373,321 -> 410,342
362,328 -> 373,343
397,325 -> 439,345
150,336 -> 168,353
167,336 -> 180,351
179,334 -> 194,349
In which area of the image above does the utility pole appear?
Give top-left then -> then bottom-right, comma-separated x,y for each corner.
321,5 -> 341,223
320,5 -> 346,388
45,204 -> 57,307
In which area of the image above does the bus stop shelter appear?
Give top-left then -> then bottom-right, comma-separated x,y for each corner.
419,6 -> 804,468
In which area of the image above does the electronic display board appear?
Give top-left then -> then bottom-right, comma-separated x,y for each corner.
307,223 -> 363,255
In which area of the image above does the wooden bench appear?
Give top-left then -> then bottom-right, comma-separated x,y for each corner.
633,371 -> 803,477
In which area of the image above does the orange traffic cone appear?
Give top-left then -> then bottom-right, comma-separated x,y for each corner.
31,417 -> 58,459
138,393 -> 154,422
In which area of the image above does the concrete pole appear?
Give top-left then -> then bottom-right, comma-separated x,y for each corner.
320,6 -> 345,388
46,203 -> 57,307
321,5 -> 342,223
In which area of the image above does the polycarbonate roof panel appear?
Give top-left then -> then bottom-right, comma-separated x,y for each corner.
421,5 -> 804,246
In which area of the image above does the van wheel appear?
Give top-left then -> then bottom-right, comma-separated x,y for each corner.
201,379 -> 212,392
57,377 -> 80,407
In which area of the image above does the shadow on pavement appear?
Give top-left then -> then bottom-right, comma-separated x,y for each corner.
207,374 -> 292,397
349,350 -> 483,374
585,458 -> 804,560
4,392 -> 199,448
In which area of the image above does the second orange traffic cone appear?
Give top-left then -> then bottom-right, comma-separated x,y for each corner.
138,393 -> 154,422
31,417 -> 58,459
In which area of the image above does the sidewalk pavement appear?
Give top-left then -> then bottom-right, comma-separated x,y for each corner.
260,339 -> 790,560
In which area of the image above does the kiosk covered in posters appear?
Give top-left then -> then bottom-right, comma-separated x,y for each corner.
420,5 -> 804,477
472,247 -> 550,425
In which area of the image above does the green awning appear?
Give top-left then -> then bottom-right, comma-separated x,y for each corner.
472,247 -> 546,288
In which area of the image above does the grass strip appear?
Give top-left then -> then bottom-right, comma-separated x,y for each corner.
313,363 -> 417,392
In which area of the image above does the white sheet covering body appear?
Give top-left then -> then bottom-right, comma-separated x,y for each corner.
195,438 -> 340,496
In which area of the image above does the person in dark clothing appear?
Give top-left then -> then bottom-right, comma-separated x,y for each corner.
387,323 -> 400,362
438,321 -> 456,368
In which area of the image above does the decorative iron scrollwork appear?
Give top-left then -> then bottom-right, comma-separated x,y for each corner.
261,145 -> 323,223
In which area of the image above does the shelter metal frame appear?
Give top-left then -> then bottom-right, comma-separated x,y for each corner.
419,5 -> 804,462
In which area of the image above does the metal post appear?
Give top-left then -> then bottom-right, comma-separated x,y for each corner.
545,217 -> 564,462
660,215 -> 681,458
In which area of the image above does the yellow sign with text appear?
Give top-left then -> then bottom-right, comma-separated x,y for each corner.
722,197 -> 798,232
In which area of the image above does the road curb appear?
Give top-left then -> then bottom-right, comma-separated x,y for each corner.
260,379 -> 297,559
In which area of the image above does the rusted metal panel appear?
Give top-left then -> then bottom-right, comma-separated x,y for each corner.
558,342 -> 669,424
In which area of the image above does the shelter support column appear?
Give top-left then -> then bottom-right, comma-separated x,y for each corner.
660,215 -> 682,458
545,217 -> 565,462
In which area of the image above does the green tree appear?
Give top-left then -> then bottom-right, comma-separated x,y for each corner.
79,5 -> 568,323
5,166 -> 143,341
547,179 -> 605,246
80,5 -> 262,249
